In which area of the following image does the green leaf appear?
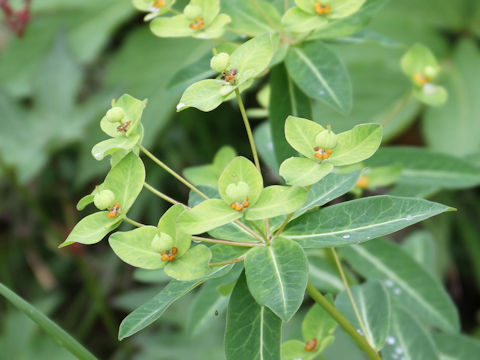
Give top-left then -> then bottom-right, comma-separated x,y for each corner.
109,226 -> 165,270
225,273 -> 282,360
60,212 -> 122,247
280,157 -> 334,187
335,280 -> 391,350
341,239 -> 460,333
167,50 -> 216,92
269,65 -> 312,164
218,156 -> 263,204
118,264 -> 232,339
222,0 -> 282,36
366,147 -> 480,189
401,43 -> 439,78
285,115 -> 325,160
100,94 -> 147,138
285,41 -> 352,114
103,152 -> 145,212
412,83 -> 447,106
245,237 -> 308,321
165,244 -> 212,281
91,135 -> 140,161
433,332 -> 480,360
402,230 -> 437,276
281,340 -> 318,360
283,195 -> 453,247
254,121 -> 280,173
150,14 -> 196,38
282,7 -> 328,33
293,171 -> 360,219
0,283 -> 97,360
76,185 -> 100,211
308,253 -> 344,294
177,199 -> 241,235
303,302 -> 337,349
328,124 -> 382,166
423,40 -> 480,156
245,185 -> 307,221
382,305 -> 438,360
296,0 -> 366,19
176,79 -> 225,112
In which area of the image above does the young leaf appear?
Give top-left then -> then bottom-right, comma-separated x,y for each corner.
293,171 -> 360,219
328,124 -> 382,166
269,65 -> 312,164
285,115 -> 325,160
60,212 -> 122,247
285,41 -> 352,114
366,147 -> 480,189
164,244 -> 212,281
382,305 -> 438,360
245,185 -> 307,221
91,135 -> 140,161
282,7 -> 328,33
401,43 -> 439,78
109,226 -> 165,270
335,280 -> 391,350
303,303 -> 337,350
283,196 -> 453,247
177,199 -> 242,235
341,239 -> 460,333
225,273 -> 282,360
176,79 -> 225,112
118,264 -> 233,339
280,157 -> 334,187
245,237 -> 308,321
103,152 -> 145,211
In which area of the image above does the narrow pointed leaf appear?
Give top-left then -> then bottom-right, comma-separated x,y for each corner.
382,305 -> 438,360
177,199 -> 241,235
335,280 -> 391,350
286,41 -> 352,114
118,264 -> 232,339
245,237 -> 308,321
283,196 -> 453,247
341,239 -> 460,333
225,273 -> 282,360
293,171 -> 360,219
245,185 -> 307,221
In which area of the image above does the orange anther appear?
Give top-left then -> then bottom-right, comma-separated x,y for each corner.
322,153 -> 330,159
107,202 -> 120,218
326,149 -> 332,155
168,255 -> 175,261
314,2 -> 331,14
171,247 -> 178,255
414,73 -> 429,86
221,68 -> 238,83
231,202 -> 236,209
305,338 -> 318,351
189,17 -> 204,30
356,175 -> 370,188
161,255 -> 168,261
243,201 -> 250,208
314,153 -> 323,160
117,121 -> 131,133
153,0 -> 165,8
235,204 -> 243,211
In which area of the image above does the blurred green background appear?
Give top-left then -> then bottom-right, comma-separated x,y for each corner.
0,0 -> 479,358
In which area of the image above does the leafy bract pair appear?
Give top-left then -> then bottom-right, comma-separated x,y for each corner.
149,0 -> 231,39
283,0 -> 366,33
91,94 -> 147,163
177,156 -> 307,234
133,0 -> 176,21
177,33 -> 275,112
401,43 -> 447,106
279,116 -> 382,186
109,204 -> 213,281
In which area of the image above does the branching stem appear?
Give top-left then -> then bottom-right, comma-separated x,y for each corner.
209,257 -> 245,266
192,235 -> 260,247
143,182 -> 183,206
124,217 -> 145,228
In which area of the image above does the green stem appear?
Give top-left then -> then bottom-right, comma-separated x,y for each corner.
143,182 -> 183,206
329,248 -> 370,341
233,220 -> 266,243
139,144 -> 208,200
124,217 -> 145,228
381,91 -> 413,127
209,257 -> 245,266
235,88 -> 261,173
306,282 -> 381,360
192,235 -> 260,247
274,212 -> 294,237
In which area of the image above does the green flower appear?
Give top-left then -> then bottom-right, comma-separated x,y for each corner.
132,0 -> 176,21
177,33 -> 275,112
279,116 -> 382,187
282,0 -> 366,33
150,0 -> 231,39
401,43 -> 447,106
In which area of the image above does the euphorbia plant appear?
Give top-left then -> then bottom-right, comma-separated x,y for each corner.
61,0 -> 467,359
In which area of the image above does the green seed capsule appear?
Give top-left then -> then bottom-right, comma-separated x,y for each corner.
94,190 -> 115,210
106,107 -> 125,123
151,232 -> 175,252
225,181 -> 250,203
183,4 -> 202,20
210,52 -> 230,73
315,127 -> 337,149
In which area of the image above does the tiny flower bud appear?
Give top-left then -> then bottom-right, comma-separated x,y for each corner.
106,107 -> 125,123
210,52 -> 230,73
183,4 -> 202,20
93,190 -> 115,210
226,181 -> 250,203
151,232 -> 175,253
315,126 -> 337,150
